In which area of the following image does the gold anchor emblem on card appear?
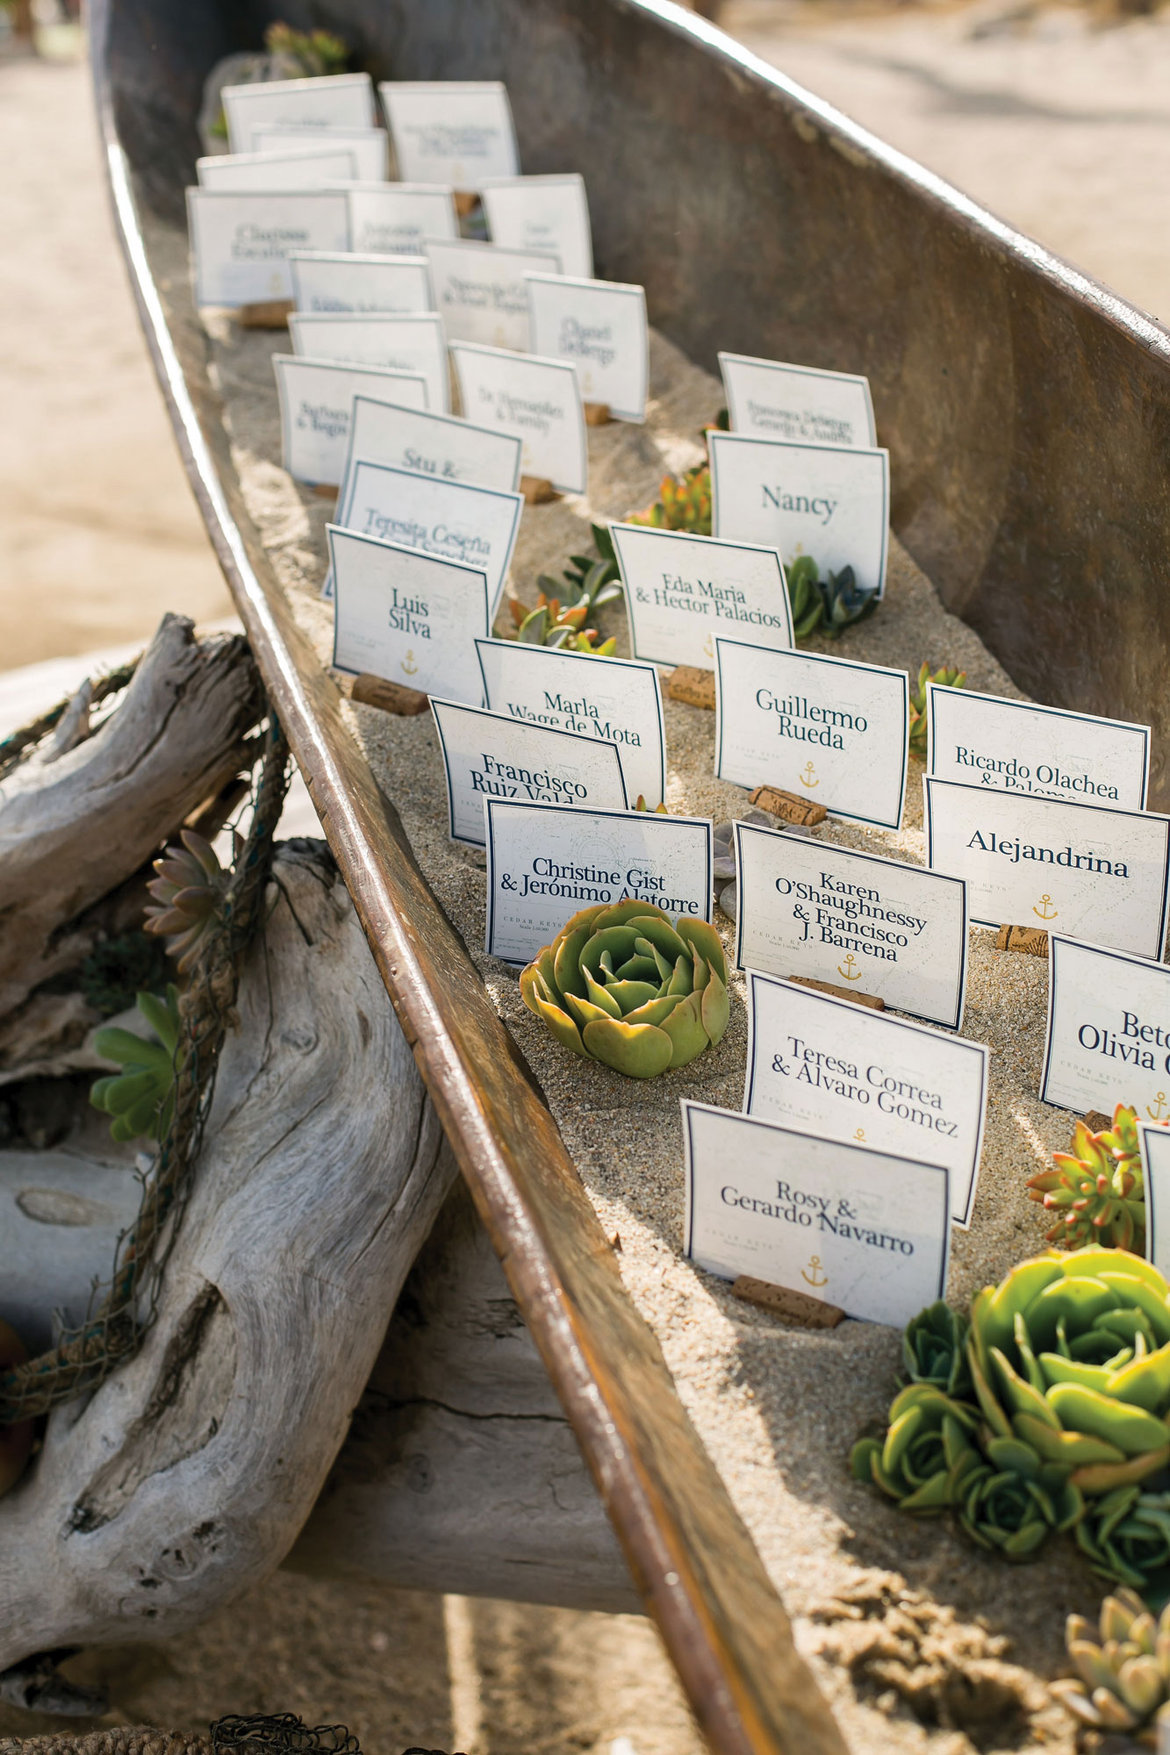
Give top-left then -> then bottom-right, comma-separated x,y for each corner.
799,760 -> 818,789
401,649 -> 418,677
1149,1092 -> 1168,1121
853,1127 -> 866,1143
703,632 -> 715,659
802,1255 -> 828,1289
837,953 -> 861,982
1033,893 -> 1058,921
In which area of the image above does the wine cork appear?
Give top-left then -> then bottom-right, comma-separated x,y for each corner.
584,402 -> 612,426
349,674 -> 429,716
520,475 -> 559,504
788,976 -> 885,1011
666,666 -> 716,710
995,924 -> 1049,958
731,1276 -> 845,1328
236,299 -> 293,329
748,784 -> 828,828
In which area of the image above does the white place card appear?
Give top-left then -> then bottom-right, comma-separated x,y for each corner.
1042,935 -> 1170,1118
485,800 -> 712,965
252,124 -> 389,181
525,272 -> 648,423
273,356 -> 428,486
328,525 -> 489,706
450,343 -> 585,493
333,462 -> 522,618
709,431 -> 890,599
196,145 -> 359,191
611,527 -> 792,670
222,72 -> 376,154
289,251 -> 432,315
927,684 -> 1150,810
481,175 -> 593,280
1139,1123 -> 1170,1281
476,639 -> 666,810
923,777 -> 1170,959
719,354 -> 877,448
187,189 -> 349,307
744,972 -> 988,1226
289,311 -> 449,412
380,80 -> 519,187
715,640 -> 908,831
426,239 -> 560,352
734,820 -> 969,1031
681,1101 -> 950,1328
431,699 -> 627,846
346,184 -> 458,256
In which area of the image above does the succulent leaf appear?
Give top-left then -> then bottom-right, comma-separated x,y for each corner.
1028,1105 -> 1150,1253
907,661 -> 968,758
1053,1585 -> 1170,1734
89,985 -> 181,1144
144,829 -> 230,974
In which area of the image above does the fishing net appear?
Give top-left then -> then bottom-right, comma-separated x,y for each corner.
0,1715 -> 463,1755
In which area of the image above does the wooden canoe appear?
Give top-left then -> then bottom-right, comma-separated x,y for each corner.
91,1 -> 1170,1749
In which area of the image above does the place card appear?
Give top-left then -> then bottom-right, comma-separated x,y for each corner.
744,972 -> 988,1226
328,524 -> 489,706
450,343 -> 586,494
272,356 -> 428,486
222,71 -> 376,154
340,395 -> 522,502
346,184 -> 458,256
927,684 -> 1150,810
187,189 -> 349,307
610,527 -> 792,670
380,81 -> 519,187
923,777 -> 1170,959
681,1101 -> 950,1328
426,239 -> 560,352
718,354 -> 877,448
485,800 -> 712,965
252,124 -> 389,181
289,251 -> 432,315
476,639 -> 666,810
1041,935 -> 1170,1118
196,145 -> 359,191
734,820 -> 969,1030
288,311 -> 449,412
525,272 -> 648,422
715,640 -> 908,831
709,432 -> 890,599
481,175 -> 593,280
332,462 -> 522,617
431,699 -> 627,845
1139,1123 -> 1170,1281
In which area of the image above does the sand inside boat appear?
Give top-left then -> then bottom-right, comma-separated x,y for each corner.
182,235 -> 1108,1751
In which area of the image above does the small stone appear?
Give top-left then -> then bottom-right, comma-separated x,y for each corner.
1084,1110 -> 1113,1134
717,881 -> 737,921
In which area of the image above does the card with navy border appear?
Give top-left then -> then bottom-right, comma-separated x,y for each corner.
425,238 -> 561,353
481,175 -> 593,281
733,819 -> 969,1031
525,272 -> 648,423
927,684 -> 1150,810
252,125 -> 389,181
328,525 -> 489,707
611,527 -> 792,671
379,81 -> 519,187
1041,934 -> 1170,1117
715,639 -> 908,831
681,1101 -> 950,1328
186,189 -> 350,308
431,699 -> 627,847
709,431 -> 890,600
923,776 -> 1170,959
744,972 -> 988,1227
222,72 -> 376,154
345,184 -> 458,256
289,311 -> 449,413
484,799 -> 712,966
289,251 -> 432,315
450,342 -> 586,494
1139,1122 -> 1170,1282
475,638 -> 666,811
331,462 -> 522,617
718,354 -> 877,449
196,145 -> 359,191
273,356 -> 428,487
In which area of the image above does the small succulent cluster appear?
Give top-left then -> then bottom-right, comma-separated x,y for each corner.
508,524 -> 623,654
908,662 -> 968,757
1053,1587 -> 1170,1741
90,986 -> 181,1144
786,555 -> 879,642
630,464 -> 712,535
1028,1105 -> 1147,1252
851,1249 -> 1170,1603
263,22 -> 349,76
520,899 -> 729,1078
144,829 -> 231,974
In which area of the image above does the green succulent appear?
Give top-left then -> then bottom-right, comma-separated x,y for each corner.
90,986 -> 181,1144
263,22 -> 349,76
850,1384 -> 982,1513
550,523 -> 623,610
520,899 -> 729,1078
957,1459 -> 1082,1560
1028,1105 -> 1147,1253
1078,1488 -> 1170,1605
1052,1586 -> 1170,1737
903,1300 -> 972,1398
819,564 -> 880,638
908,662 -> 967,758
785,555 -> 826,642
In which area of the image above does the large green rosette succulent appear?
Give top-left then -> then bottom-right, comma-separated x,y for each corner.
520,899 -> 729,1078
851,1384 -> 982,1513
957,1460 -> 1082,1559
903,1299 -> 972,1397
